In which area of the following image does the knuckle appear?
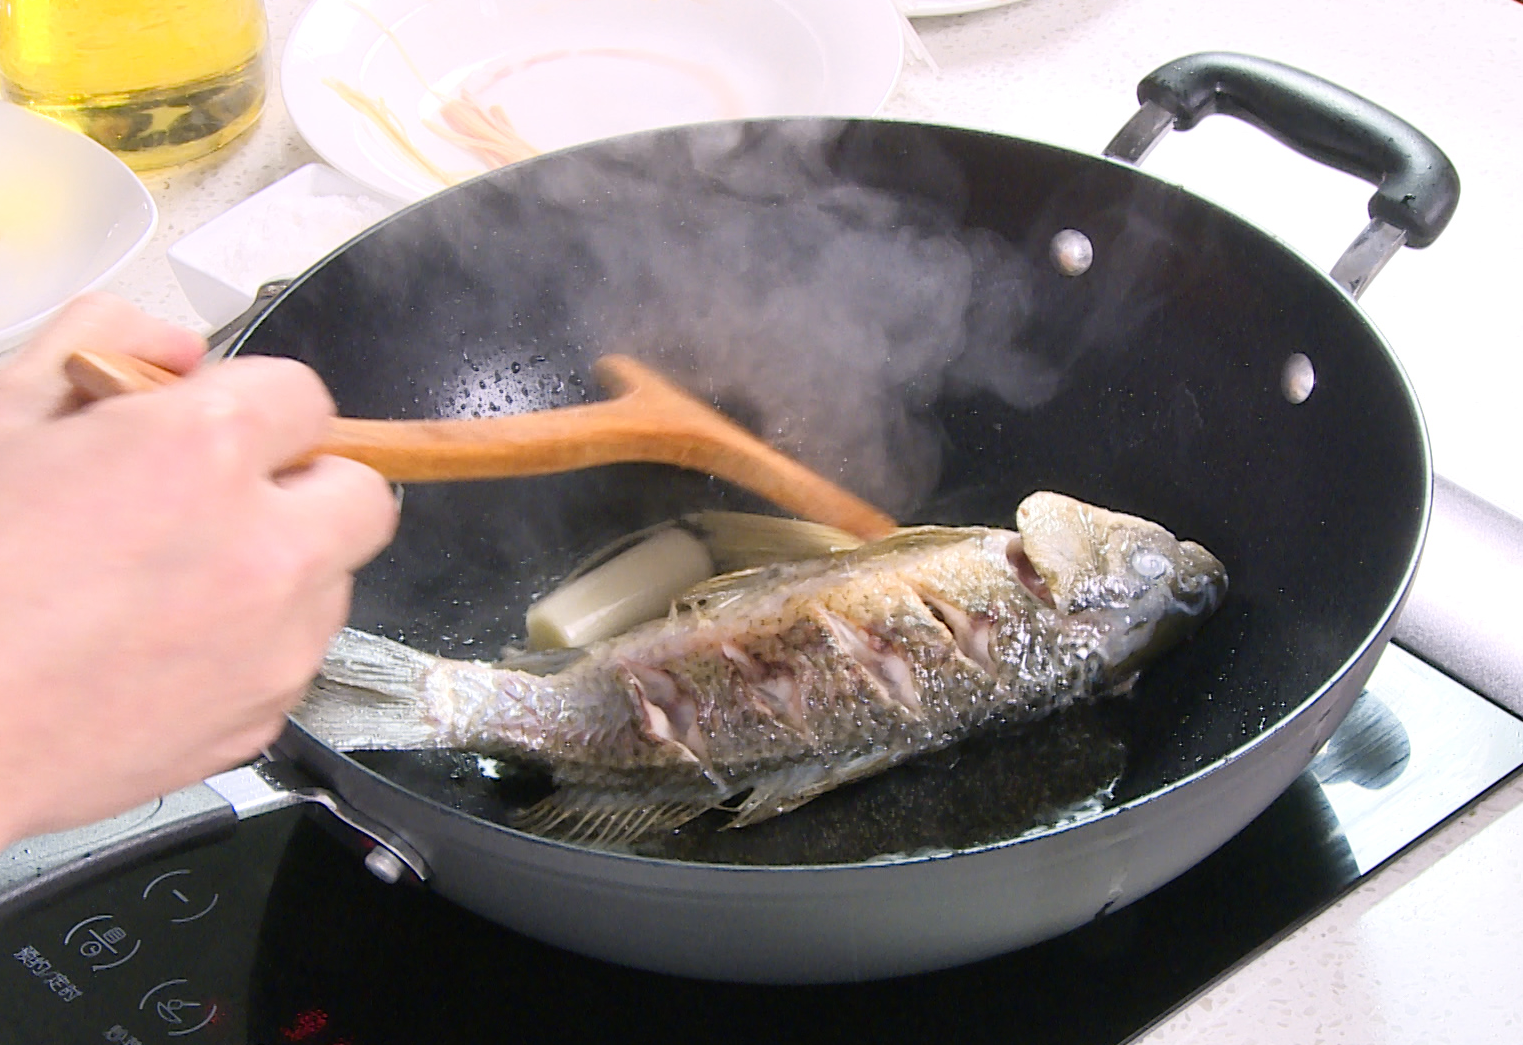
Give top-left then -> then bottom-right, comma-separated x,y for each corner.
230,356 -> 335,415
149,388 -> 253,481
168,357 -> 335,456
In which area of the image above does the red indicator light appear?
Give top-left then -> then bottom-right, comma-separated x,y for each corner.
281,1008 -> 330,1041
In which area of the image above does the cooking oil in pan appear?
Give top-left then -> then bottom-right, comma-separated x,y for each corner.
0,0 -> 267,168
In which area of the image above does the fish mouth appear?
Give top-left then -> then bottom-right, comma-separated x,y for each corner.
1174,557 -> 1229,618
1005,535 -> 1056,608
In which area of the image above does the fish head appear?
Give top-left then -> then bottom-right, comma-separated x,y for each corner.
1015,491 -> 1228,679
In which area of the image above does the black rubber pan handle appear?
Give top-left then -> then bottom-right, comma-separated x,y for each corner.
1137,52 -> 1459,248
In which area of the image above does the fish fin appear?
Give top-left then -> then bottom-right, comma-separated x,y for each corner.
315,627 -> 436,694
294,676 -> 443,752
293,628 -> 455,752
513,787 -> 717,848
724,765 -> 832,828
494,645 -> 588,675
673,563 -> 815,612
725,750 -> 904,829
672,525 -> 966,613
684,510 -> 864,572
843,525 -> 976,555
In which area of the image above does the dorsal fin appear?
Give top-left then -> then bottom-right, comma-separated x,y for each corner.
674,558 -> 837,613
838,525 -> 986,557
684,510 -> 864,572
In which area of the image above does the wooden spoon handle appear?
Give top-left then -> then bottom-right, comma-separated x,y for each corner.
64,350 -> 898,541
65,350 -> 180,396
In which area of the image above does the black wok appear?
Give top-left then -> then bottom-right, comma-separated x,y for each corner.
0,54 -> 1456,983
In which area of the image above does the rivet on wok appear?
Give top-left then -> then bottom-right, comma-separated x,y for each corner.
1282,353 -> 1316,404
1050,229 -> 1094,276
364,846 -> 407,885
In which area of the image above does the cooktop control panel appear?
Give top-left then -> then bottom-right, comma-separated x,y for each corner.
0,814 -> 297,1045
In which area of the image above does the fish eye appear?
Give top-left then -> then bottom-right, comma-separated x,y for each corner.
1130,549 -> 1171,580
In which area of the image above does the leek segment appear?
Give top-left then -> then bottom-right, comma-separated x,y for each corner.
526,527 -> 713,650
523,512 -> 869,651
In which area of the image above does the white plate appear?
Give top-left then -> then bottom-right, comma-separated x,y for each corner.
0,104 -> 157,355
282,0 -> 906,204
900,0 -> 1023,16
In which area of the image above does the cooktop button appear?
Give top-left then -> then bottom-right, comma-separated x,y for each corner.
139,978 -> 219,1036
140,869 -> 220,925
61,914 -> 141,972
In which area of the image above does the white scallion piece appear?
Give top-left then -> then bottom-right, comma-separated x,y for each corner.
525,527 -> 714,650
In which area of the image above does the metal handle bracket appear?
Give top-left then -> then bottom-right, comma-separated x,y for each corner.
0,761 -> 430,920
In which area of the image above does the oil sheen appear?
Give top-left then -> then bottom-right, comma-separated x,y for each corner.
0,0 -> 267,169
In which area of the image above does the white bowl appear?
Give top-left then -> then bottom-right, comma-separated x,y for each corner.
0,103 -> 158,356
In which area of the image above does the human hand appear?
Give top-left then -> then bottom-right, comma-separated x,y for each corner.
0,295 -> 400,847
0,292 -> 207,433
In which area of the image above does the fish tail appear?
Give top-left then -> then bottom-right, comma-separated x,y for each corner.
319,626 -> 437,693
293,627 -> 452,751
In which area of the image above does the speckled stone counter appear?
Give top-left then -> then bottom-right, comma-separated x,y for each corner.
1140,787 -> 1523,1043
97,0 -> 1523,1039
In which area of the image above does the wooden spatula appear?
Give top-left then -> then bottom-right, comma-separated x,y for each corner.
65,350 -> 898,541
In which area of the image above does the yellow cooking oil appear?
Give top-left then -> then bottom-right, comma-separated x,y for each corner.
0,0 -> 268,169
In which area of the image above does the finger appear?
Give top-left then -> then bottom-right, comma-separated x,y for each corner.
55,293 -> 208,373
274,453 -> 401,573
0,294 -> 206,429
171,355 -> 339,474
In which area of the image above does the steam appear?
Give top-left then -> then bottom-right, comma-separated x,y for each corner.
498,122 -> 1046,516
267,120 -> 1200,651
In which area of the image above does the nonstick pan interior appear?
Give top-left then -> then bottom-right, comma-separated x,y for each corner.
243,119 -> 1426,867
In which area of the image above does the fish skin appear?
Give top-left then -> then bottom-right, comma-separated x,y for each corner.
300,491 -> 1227,841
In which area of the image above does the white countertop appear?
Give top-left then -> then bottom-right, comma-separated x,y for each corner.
93,0 -> 1523,1039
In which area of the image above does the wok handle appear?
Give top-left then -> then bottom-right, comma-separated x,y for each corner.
1112,52 -> 1460,250
1106,53 -> 1459,297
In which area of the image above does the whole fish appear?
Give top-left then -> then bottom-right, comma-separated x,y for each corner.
296,491 -> 1227,846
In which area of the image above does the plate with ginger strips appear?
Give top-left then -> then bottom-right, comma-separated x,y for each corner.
281,0 -> 906,203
